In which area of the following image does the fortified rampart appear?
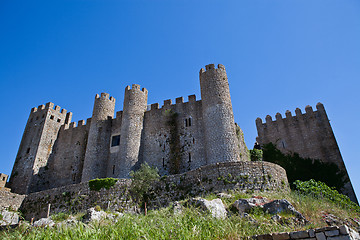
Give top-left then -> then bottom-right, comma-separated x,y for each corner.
8,64 -> 249,195
256,103 -> 357,203
19,161 -> 288,221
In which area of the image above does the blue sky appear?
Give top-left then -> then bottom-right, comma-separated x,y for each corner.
0,0 -> 359,199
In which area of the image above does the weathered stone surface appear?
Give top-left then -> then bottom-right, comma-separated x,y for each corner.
315,232 -> 326,240
0,191 -> 25,211
83,207 -> 107,223
289,230 -> 309,239
272,232 -> 290,240
325,230 -> 340,237
327,236 -> 352,240
232,197 -> 269,213
189,198 -> 227,219
340,225 -> 350,235
217,193 -> 233,199
33,218 -> 55,228
172,201 -> 183,215
0,210 -> 19,226
308,229 -> 315,237
256,234 -> 273,240
263,199 -> 305,220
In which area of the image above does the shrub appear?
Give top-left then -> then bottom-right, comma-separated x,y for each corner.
89,178 -> 118,191
293,179 -> 360,213
250,149 -> 263,161
262,142 -> 346,190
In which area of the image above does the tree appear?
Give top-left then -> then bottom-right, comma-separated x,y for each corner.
129,162 -> 160,215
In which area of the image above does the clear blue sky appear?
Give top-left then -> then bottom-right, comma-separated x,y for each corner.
1,0 -> 359,199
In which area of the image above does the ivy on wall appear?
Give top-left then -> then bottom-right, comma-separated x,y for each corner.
262,143 -> 347,191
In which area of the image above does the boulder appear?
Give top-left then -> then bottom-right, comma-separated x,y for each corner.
189,198 -> 227,219
33,218 -> 55,228
232,196 -> 269,213
83,207 -> 107,223
0,210 -> 19,226
263,199 -> 306,220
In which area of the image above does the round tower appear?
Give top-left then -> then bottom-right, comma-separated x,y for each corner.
200,64 -> 240,164
82,93 -> 115,181
117,84 -> 148,178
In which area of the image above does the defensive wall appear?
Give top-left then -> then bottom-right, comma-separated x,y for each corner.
19,161 -> 288,220
256,103 -> 357,203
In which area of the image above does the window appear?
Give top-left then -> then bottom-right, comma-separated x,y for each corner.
111,135 -> 120,147
188,153 -> 191,162
50,115 -> 54,120
26,148 -> 30,154
185,117 -> 192,127
72,174 -> 76,182
57,119 -> 61,123
2,177 -> 5,181
112,165 -> 115,174
162,158 -> 165,167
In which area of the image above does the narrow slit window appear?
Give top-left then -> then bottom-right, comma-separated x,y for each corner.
112,165 -> 115,175
162,158 -> 165,167
193,138 -> 195,144
188,118 -> 192,126
188,153 -> 191,162
111,135 -> 120,147
26,148 -> 30,154
72,174 -> 76,182
185,119 -> 188,127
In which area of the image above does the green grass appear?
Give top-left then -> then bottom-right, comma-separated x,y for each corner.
1,190 -> 359,240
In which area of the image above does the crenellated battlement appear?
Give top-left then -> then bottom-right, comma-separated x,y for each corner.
199,64 -> 226,75
144,95 -> 200,114
125,84 -> 148,94
256,103 -> 325,126
95,93 -> 115,102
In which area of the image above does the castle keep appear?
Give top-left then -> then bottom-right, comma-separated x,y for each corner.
256,104 -> 358,203
9,64 -> 249,195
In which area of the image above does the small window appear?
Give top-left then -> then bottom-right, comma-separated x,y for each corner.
26,148 -> 30,154
50,115 -> 54,120
57,119 -> 61,123
193,138 -> 195,144
2,177 -> 5,181
111,135 -> 120,147
185,119 -> 188,127
42,114 -> 45,119
188,118 -> 192,126
112,165 -> 115,175
72,174 -> 76,182
188,153 -> 191,163
162,158 -> 165,167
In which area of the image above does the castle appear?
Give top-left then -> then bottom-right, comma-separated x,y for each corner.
8,64 -> 249,195
7,63 -> 357,205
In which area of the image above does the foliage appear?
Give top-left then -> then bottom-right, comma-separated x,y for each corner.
262,142 -> 347,190
249,149 -> 263,161
51,212 -> 69,222
88,178 -> 118,191
130,162 -> 160,204
293,179 -> 360,213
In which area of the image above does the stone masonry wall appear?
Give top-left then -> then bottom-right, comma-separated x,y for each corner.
19,161 -> 288,221
256,103 -> 357,204
0,191 -> 25,211
252,225 -> 360,240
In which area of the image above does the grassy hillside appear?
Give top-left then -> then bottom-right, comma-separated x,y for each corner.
1,188 -> 359,240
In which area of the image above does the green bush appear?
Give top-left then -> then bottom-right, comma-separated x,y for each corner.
89,178 -> 118,191
249,149 -> 263,161
293,179 -> 360,213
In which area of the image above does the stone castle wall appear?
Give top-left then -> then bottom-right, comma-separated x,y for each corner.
19,161 -> 288,221
9,64 -> 249,194
256,103 -> 357,203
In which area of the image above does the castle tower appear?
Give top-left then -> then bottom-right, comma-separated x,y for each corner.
81,93 -> 115,181
9,103 -> 72,194
116,84 -> 148,178
199,64 -> 240,164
